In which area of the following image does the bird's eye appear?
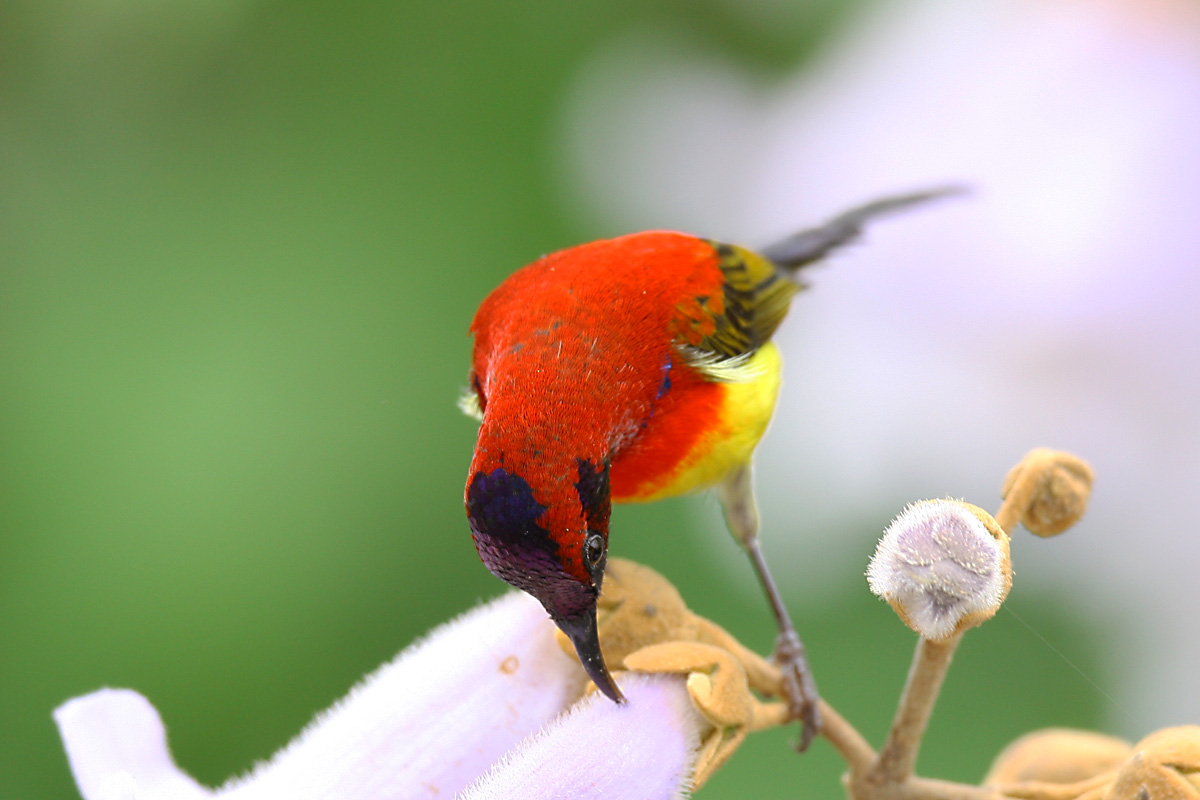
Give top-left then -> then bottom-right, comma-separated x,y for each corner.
583,533 -> 605,572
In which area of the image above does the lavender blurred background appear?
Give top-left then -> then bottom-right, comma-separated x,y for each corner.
560,0 -> 1200,733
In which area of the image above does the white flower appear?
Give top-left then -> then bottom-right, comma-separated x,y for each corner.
55,593 -> 704,800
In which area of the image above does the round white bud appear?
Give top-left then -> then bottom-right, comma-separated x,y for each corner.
867,500 -> 1012,640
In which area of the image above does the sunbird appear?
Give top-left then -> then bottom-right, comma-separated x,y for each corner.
461,188 -> 960,748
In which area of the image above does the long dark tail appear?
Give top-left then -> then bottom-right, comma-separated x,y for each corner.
762,185 -> 968,274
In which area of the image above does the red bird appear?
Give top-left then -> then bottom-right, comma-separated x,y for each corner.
462,189 -> 959,748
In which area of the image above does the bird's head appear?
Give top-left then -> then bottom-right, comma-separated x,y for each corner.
465,458 -> 623,703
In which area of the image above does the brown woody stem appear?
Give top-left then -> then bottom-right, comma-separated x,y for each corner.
870,635 -> 962,784
994,480 -> 1029,533
819,700 -> 877,774
904,776 -> 1006,800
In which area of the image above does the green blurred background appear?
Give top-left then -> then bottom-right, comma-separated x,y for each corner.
0,2 -> 1105,797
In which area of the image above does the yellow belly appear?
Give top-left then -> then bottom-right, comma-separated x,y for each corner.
619,342 -> 783,503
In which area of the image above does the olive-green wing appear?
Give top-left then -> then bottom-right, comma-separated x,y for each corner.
669,241 -> 800,383
699,241 -> 801,358
676,186 -> 967,382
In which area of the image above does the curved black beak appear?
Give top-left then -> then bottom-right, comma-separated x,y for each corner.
559,608 -> 625,704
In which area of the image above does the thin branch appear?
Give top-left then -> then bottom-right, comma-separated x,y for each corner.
870,635 -> 962,784
819,700 -> 877,774
903,776 -> 1006,800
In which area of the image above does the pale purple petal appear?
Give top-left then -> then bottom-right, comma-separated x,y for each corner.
460,674 -> 703,800
221,592 -> 582,800
56,592 -> 585,800
54,688 -> 213,800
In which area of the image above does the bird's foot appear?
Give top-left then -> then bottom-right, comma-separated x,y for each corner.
772,630 -> 821,752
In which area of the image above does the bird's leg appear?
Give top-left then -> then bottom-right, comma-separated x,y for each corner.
717,463 -> 821,752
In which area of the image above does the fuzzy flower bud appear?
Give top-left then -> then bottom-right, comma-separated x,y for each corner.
983,728 -> 1132,786
867,500 -> 1012,640
1110,726 -> 1200,798
999,448 -> 1094,537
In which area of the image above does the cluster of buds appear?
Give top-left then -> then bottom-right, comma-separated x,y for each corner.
542,447 -> 1122,798
834,449 -> 1101,799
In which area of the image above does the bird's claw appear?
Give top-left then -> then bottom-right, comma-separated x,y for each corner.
772,631 -> 821,752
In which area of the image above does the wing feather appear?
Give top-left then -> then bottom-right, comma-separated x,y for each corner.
670,241 -> 800,381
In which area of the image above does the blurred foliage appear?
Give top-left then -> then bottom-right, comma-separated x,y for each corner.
0,1 -> 1106,798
